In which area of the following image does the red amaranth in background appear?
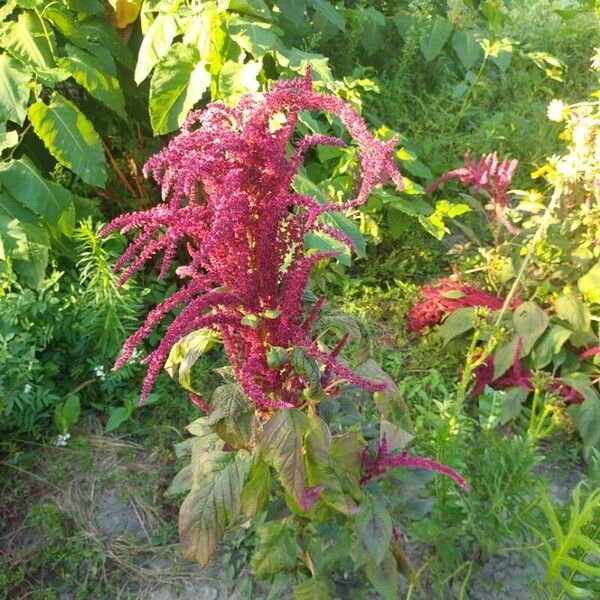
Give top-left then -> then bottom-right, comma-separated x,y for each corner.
407,274 -> 521,331
101,71 -> 404,411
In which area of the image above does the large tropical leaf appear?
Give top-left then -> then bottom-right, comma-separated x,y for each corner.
135,12 -> 177,84
59,45 -> 126,119
149,43 -> 210,135
0,53 -> 31,125
28,92 -> 106,187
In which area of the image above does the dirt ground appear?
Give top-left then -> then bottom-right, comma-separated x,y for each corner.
0,419 -> 585,600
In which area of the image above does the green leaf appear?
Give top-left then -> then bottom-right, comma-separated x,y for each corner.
321,211 -> 366,258
59,45 -> 126,119
307,0 -> 345,32
294,578 -> 331,600
179,450 -> 247,566
0,11 -> 56,72
206,383 -> 253,449
291,347 -> 321,396
555,294 -> 591,333
0,157 -> 73,224
452,30 -> 482,70
54,394 -> 80,433
229,0 -> 271,19
28,92 -> 106,187
227,16 -> 283,57
578,261 -> 600,305
149,44 -> 211,135
419,17 -> 452,62
0,54 -> 31,125
251,521 -> 300,578
0,125 -> 18,153
66,0 -> 105,14
218,59 -> 261,105
164,328 -> 220,392
105,406 -> 130,432
45,6 -> 134,69
512,300 -> 549,352
165,464 -> 193,497
356,359 -> 414,435
135,12 -> 178,84
531,324 -> 572,369
360,7 -> 386,56
305,230 -> 351,266
241,457 -> 271,518
356,494 -> 393,565
440,306 -> 476,345
260,408 -> 309,509
365,551 -> 399,600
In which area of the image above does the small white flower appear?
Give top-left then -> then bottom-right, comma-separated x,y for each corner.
94,365 -> 106,380
54,432 -> 71,447
547,99 -> 566,122
23,383 -> 32,394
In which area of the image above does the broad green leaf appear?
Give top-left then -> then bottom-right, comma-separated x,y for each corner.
512,300 -> 549,353
419,17 -> 452,62
365,551 -> 399,600
294,578 -> 331,600
321,211 -> 366,258
360,7 -> 386,56
206,383 -> 253,448
315,433 -> 364,515
134,12 -> 177,84
479,386 -> 527,428
452,30 -> 482,70
165,327 -> 220,391
59,45 -> 126,119
251,521 -> 300,577
0,157 -> 73,224
275,47 -> 333,85
0,12 -> 56,71
218,59 -> 261,105
393,10 -> 415,40
308,0 -> 345,32
0,126 -> 18,153
356,359 -> 414,435
28,93 -> 106,187
570,397 -> 600,459
45,6 -> 134,69
165,464 -> 193,497
227,16 -> 283,57
578,261 -> 600,305
66,0 -> 105,14
260,409 -> 309,509
277,0 -> 305,24
493,334 -> 522,379
356,494 -> 393,565
531,324 -> 572,369
229,0 -> 271,19
555,294 -> 591,333
241,457 -> 271,518
305,230 -> 351,266
179,450 -> 247,566
0,54 -> 31,125
149,44 -> 210,134
440,307 -> 476,345
105,406 -> 129,432
291,347 -> 321,395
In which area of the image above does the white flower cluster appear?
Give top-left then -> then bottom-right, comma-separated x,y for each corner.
54,432 -> 71,447
94,365 -> 106,380
23,383 -> 32,394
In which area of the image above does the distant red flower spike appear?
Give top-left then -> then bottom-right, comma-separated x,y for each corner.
427,151 -> 519,234
408,275 -> 520,331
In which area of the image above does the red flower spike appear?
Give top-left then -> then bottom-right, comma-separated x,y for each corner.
102,70 -> 402,408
